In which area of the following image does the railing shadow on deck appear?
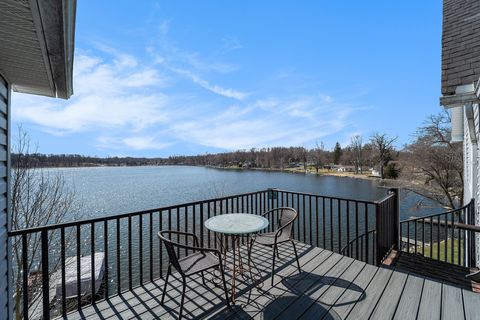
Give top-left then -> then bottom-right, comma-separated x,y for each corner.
257,272 -> 365,319
262,296 -> 341,320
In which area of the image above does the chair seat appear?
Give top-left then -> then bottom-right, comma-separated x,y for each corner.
178,251 -> 219,275
254,232 -> 290,246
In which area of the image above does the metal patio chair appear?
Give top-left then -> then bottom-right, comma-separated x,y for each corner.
158,230 -> 230,319
248,207 -> 301,286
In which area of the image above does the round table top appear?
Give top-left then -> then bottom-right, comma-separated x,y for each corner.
204,213 -> 269,235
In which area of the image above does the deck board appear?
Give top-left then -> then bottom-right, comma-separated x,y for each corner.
61,241 -> 480,320
442,284 -> 465,320
416,278 -> 442,320
271,255 -> 353,319
462,289 -> 480,320
369,269 -> 408,320
392,274 -> 424,319
323,262 -> 379,319
298,259 -> 366,319
344,266 -> 393,319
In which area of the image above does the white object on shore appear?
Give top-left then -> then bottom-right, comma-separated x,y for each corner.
56,252 -> 105,299
29,252 -> 105,319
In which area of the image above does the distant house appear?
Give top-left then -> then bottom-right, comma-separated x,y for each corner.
336,165 -> 355,172
440,0 -> 480,265
370,169 -> 381,177
0,1 -> 76,318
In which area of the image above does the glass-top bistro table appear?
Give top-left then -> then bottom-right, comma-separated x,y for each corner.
204,213 -> 269,303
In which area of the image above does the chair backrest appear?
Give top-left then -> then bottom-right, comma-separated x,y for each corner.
158,230 -> 183,273
276,207 -> 297,239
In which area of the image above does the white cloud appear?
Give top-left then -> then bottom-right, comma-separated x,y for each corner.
168,67 -> 248,100
169,96 -> 356,150
13,52 -> 169,135
97,135 -> 171,150
219,37 -> 243,55
123,136 -> 170,150
12,44 -> 362,154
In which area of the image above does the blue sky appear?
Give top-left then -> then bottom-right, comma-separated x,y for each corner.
12,1 -> 442,157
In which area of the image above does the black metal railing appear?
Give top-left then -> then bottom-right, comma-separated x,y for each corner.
399,199 -> 476,268
340,229 -> 376,262
338,189 -> 399,264
272,188 -> 384,264
9,188 -> 392,319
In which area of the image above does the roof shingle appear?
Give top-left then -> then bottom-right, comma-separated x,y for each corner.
442,0 -> 480,95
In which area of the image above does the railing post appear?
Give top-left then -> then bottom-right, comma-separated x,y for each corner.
375,202 -> 381,265
267,188 -> 278,210
468,199 -> 477,267
390,188 -> 400,250
375,188 -> 400,265
41,230 -> 50,319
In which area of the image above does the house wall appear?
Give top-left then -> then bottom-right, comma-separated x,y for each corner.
463,103 -> 480,265
0,74 -> 10,319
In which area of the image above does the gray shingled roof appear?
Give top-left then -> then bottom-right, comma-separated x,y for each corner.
442,0 -> 480,96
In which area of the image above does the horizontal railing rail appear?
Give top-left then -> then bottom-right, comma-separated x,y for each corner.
399,199 -> 476,268
270,189 -> 378,264
9,188 -> 387,319
340,229 -> 376,262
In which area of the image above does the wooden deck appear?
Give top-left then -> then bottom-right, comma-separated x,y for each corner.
62,241 -> 480,320
391,250 -> 480,292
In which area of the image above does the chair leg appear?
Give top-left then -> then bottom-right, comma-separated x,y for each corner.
291,240 -> 301,273
161,264 -> 171,304
275,245 -> 280,259
271,244 -> 277,286
201,271 -> 206,285
179,276 -> 187,319
219,264 -> 231,308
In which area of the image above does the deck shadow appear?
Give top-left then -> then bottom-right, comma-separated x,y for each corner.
262,295 -> 340,319
281,273 -> 366,307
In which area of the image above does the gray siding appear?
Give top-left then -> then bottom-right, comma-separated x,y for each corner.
0,74 -> 10,320
463,104 -> 480,266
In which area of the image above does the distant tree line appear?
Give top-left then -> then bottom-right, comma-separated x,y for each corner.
11,153 -> 169,168
12,138 -> 400,178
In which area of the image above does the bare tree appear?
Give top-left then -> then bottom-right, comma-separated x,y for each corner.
312,142 -> 326,174
370,133 -> 397,179
401,111 -> 463,209
350,135 -> 363,174
11,126 -> 76,319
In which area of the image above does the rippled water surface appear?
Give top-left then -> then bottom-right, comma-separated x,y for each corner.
51,165 -> 441,220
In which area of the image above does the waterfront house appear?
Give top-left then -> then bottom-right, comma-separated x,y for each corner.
0,0 -> 76,318
336,166 -> 356,173
370,169 -> 381,177
1,0 -> 480,319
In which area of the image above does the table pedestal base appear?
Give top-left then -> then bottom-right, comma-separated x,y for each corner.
212,234 -> 263,303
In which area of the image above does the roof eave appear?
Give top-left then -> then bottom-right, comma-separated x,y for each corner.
35,0 -> 76,99
7,0 -> 76,99
440,81 -> 480,108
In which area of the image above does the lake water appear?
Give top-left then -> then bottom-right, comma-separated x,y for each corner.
55,165 -> 440,221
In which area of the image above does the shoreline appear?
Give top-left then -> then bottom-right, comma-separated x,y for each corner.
208,165 -> 380,181
33,164 -> 381,183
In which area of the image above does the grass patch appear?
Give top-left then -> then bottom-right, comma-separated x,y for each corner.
414,239 -> 464,265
